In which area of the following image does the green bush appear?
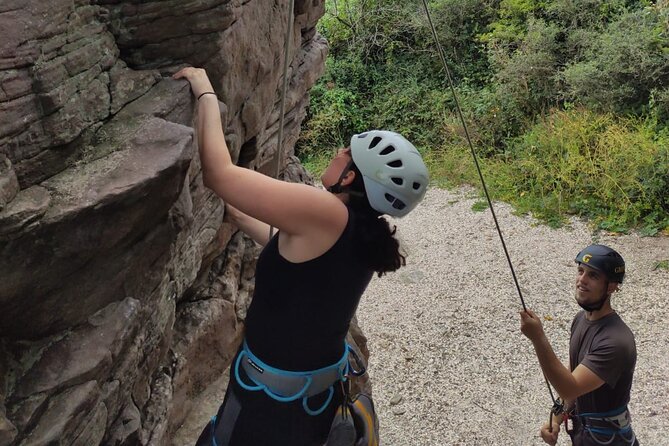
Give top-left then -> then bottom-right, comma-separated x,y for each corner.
366,75 -> 454,147
493,19 -> 562,111
414,0 -> 498,85
297,56 -> 373,157
562,7 -> 669,114
298,0 -> 669,235
480,0 -> 544,48
487,109 -> 669,231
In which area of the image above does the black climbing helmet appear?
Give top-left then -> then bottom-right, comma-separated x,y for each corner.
575,244 -> 625,283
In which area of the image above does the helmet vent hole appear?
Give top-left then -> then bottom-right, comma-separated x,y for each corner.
379,145 -> 396,155
369,136 -> 383,149
384,193 -> 406,210
391,177 -> 404,186
412,182 -> 421,190
387,160 -> 403,168
357,133 -> 368,138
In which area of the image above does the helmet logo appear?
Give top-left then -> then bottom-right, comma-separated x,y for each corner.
582,254 -> 592,263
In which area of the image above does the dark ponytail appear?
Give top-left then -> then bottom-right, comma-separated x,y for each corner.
346,163 -> 405,277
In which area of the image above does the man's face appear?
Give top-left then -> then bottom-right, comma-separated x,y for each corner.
575,263 -> 616,303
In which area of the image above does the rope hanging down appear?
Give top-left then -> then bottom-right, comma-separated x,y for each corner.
270,0 -> 296,240
418,0 -> 563,431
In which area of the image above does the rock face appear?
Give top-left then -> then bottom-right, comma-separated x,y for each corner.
0,1 -> 370,445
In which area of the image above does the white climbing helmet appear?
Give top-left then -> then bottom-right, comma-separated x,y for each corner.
350,130 -> 429,217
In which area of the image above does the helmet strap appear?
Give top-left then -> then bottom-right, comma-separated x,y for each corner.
326,159 -> 364,198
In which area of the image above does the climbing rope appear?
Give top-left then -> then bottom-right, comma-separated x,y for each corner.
270,0 -> 296,240
418,0 -> 562,431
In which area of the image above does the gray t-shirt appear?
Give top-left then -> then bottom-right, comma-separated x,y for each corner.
569,311 -> 637,414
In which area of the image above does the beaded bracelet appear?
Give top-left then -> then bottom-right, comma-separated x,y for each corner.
198,91 -> 217,100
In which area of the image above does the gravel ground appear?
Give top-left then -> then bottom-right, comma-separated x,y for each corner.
175,186 -> 669,445
357,187 -> 669,446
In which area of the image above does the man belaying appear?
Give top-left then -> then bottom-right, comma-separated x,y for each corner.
520,244 -> 639,446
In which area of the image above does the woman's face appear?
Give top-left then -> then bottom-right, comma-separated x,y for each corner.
321,147 -> 352,189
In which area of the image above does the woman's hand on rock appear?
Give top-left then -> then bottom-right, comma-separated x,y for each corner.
172,67 -> 215,99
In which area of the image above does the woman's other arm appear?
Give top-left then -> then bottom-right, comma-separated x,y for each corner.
225,204 -> 271,246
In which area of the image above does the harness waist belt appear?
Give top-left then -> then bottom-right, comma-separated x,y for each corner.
579,406 -> 632,434
241,348 -> 347,398
234,339 -> 352,416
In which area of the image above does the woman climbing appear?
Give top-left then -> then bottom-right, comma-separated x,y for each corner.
173,67 -> 429,446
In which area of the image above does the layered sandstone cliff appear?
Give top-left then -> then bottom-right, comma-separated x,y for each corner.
0,1 -> 368,444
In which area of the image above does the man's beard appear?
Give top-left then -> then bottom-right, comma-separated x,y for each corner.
576,291 -> 609,312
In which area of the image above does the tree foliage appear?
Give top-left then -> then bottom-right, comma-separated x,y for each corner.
563,7 -> 669,113
298,0 -> 669,232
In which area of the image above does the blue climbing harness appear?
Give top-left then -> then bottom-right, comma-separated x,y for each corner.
575,405 -> 636,445
233,339 -> 353,416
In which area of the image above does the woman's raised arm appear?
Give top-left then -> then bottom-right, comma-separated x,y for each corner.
173,67 -> 347,237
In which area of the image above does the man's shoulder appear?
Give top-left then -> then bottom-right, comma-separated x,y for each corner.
599,313 -> 637,356
608,312 -> 635,333
611,313 -> 636,342
572,311 -> 635,342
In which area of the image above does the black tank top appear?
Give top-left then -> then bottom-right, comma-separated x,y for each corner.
244,208 -> 373,371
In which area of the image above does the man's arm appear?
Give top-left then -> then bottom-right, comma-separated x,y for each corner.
539,399 -> 573,446
521,310 -> 605,401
